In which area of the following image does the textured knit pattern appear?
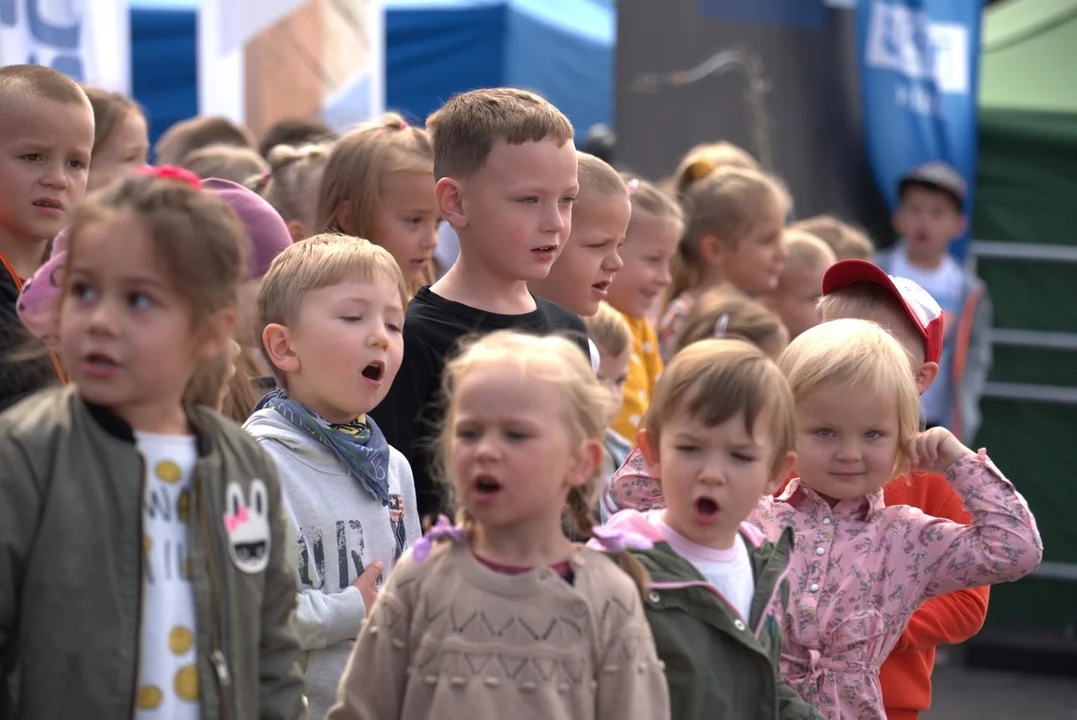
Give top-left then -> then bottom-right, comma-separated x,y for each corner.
751,452 -> 1041,719
611,314 -> 663,440
327,541 -> 670,720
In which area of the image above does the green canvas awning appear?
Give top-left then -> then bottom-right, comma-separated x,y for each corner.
971,0 -> 1077,642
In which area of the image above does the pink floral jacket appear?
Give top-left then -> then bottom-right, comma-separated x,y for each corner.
609,449 -> 1043,719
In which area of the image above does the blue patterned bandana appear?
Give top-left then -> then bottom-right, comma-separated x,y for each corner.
254,389 -> 391,504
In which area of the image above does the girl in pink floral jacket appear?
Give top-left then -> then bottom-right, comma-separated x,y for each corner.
613,319 -> 1042,720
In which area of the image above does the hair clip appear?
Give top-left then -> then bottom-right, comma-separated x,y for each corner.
626,178 -> 640,196
687,159 -> 716,181
714,313 -> 730,338
412,515 -> 467,562
399,119 -> 409,129
139,165 -> 202,189
591,525 -> 654,553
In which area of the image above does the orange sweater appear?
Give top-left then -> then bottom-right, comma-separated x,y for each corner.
774,471 -> 989,718
878,472 -> 990,719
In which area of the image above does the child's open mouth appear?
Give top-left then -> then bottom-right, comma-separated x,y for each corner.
531,245 -> 557,261
473,476 -> 502,502
361,361 -> 384,384
83,351 -> 119,378
693,497 -> 720,524
33,198 -> 64,211
591,279 -> 611,298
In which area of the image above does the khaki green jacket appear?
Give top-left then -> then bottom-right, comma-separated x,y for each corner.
0,387 -> 306,719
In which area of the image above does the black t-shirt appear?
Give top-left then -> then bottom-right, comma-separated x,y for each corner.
369,286 -> 589,521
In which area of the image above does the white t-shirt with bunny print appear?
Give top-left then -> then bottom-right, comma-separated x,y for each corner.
135,432 -> 201,719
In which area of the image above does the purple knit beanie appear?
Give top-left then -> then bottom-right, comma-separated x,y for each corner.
203,177 -> 292,279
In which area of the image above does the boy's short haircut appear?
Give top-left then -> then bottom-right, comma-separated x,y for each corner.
182,144 -> 270,185
426,87 -> 574,180
791,214 -> 873,261
583,301 -> 632,359
257,233 -> 409,384
783,228 -> 837,273
154,116 -> 257,167
0,64 -> 89,111
577,152 -> 628,199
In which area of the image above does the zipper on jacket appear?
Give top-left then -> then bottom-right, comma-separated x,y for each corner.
129,455 -> 147,720
197,469 -> 231,719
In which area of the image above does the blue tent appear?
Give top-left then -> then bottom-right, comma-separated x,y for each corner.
129,0 -> 614,146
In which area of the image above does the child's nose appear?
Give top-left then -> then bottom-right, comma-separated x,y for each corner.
835,440 -> 861,462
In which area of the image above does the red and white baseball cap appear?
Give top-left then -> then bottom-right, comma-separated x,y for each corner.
821,259 -> 944,364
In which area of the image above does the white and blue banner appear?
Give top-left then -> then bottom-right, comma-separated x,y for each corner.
858,0 -> 983,258
0,0 -> 130,92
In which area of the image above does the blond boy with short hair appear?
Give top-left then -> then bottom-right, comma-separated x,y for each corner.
370,88 -> 589,521
244,234 -> 422,720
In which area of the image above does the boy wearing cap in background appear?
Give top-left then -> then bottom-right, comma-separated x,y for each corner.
876,161 -> 992,442
818,258 -> 990,720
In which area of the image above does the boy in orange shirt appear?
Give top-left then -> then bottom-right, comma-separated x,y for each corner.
818,259 -> 989,720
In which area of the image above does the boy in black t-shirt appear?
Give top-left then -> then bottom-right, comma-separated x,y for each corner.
370,88 -> 587,521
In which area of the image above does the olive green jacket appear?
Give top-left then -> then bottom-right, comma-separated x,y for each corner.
0,387 -> 306,719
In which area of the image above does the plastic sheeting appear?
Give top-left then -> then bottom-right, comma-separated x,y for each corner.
129,0 -> 613,147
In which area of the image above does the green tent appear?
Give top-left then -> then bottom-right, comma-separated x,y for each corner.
972,0 -> 1077,649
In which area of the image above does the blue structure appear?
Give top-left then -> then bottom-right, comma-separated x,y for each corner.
128,0 -> 614,146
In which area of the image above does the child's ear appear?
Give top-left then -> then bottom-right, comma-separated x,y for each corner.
765,451 -> 797,495
334,201 -> 351,234
699,234 -> 724,265
436,177 -> 467,230
569,438 -> 604,489
262,323 -> 300,374
285,219 -> 306,243
914,361 -> 939,395
954,214 -> 969,238
637,429 -> 661,478
196,308 -> 236,362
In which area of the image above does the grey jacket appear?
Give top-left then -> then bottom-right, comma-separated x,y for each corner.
0,387 -> 306,720
876,245 -> 993,442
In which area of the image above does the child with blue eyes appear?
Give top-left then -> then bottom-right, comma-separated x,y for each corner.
243,234 -> 422,720
0,170 -> 305,719
756,319 -> 1042,719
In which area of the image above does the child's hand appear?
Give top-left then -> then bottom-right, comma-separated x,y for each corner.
908,427 -> 973,474
352,561 -> 383,613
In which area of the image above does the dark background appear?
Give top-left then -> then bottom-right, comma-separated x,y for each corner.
614,1 -> 894,244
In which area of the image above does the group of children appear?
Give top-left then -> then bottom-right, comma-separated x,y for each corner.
0,62 -> 1039,720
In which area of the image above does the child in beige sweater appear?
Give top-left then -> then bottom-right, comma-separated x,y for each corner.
329,331 -> 670,720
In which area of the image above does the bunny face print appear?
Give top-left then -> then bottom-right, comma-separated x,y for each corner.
223,480 -> 271,574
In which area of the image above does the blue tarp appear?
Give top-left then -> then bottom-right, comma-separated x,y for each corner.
128,0 -> 613,146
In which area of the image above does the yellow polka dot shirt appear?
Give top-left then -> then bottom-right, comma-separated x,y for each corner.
611,313 -> 663,441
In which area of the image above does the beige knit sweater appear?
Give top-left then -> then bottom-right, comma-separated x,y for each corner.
327,540 -> 670,720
